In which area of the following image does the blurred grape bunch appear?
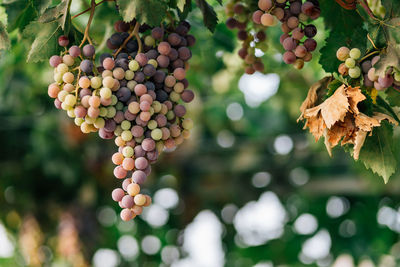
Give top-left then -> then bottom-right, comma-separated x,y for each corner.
18,216 -> 45,267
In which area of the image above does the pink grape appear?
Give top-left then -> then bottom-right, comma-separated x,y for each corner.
112,188 -> 125,202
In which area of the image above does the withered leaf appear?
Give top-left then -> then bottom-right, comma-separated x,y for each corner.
346,86 -> 366,114
353,130 -> 367,160
298,76 -> 332,121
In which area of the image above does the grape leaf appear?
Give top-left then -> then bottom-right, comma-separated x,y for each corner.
0,21 -> 10,51
195,0 -> 218,32
319,28 -> 368,73
117,0 -> 168,26
381,0 -> 400,19
2,0 -> 37,32
357,121 -> 397,183
23,20 -> 62,62
38,0 -> 71,30
177,0 -> 186,11
374,43 -> 400,77
33,0 -> 52,15
385,87 -> 400,107
320,0 -> 364,36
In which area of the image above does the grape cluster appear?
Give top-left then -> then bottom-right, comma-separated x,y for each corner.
225,0 -> 320,73
48,20 -> 195,221
255,0 -> 320,69
225,0 -> 268,74
336,46 -> 400,91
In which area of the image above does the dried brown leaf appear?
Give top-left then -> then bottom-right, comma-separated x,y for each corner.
346,86 -> 366,114
298,76 -> 332,122
304,116 -> 326,141
319,85 -> 349,128
353,130 -> 367,160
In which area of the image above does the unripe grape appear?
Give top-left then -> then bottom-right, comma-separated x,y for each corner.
345,58 -> 356,68
349,48 -> 361,60
48,84 -> 60,98
368,68 -> 378,81
338,63 -> 349,76
134,194 -> 147,206
348,67 -> 361,78
261,13 -> 275,26
127,183 -> 141,196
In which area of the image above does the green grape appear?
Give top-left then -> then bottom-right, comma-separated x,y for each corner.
94,117 -> 105,129
91,76 -> 102,89
148,120 -> 157,130
394,71 -> 400,82
151,128 -> 163,141
99,107 -> 108,117
121,130 -> 133,141
345,58 -> 356,68
100,87 -> 112,99
349,48 -> 361,60
349,66 -> 361,78
129,60 -> 140,71
123,146 -> 134,158
121,120 -> 131,130
125,70 -> 135,80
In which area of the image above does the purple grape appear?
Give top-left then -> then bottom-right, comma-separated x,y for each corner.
304,39 -> 317,52
132,170 -> 147,184
304,25 -> 317,38
116,87 -> 131,102
174,105 -> 186,117
282,37 -> 297,51
134,72 -> 145,83
49,55 -> 62,67
143,64 -> 156,77
104,119 -> 117,132
110,33 -> 123,46
168,33 -> 181,46
58,36 -> 69,47
69,46 -> 81,57
152,27 -> 164,40
99,128 -> 114,139
114,111 -> 125,123
80,59 -> 94,73
132,126 -> 144,138
178,47 -> 191,60
83,44 -> 95,57
142,138 -> 156,151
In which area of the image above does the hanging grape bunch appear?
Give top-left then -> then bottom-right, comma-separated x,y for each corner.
225,0 -> 268,74
226,0 -> 320,73
47,19 -> 195,221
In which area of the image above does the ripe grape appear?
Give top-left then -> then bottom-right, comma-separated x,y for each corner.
80,60 -> 94,73
58,36 -> 69,47
83,44 -> 96,57
69,46 -> 81,57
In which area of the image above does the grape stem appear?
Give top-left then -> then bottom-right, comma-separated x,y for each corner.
75,67 -> 82,98
72,0 -> 114,19
79,0 -> 96,47
113,22 -> 141,57
358,0 -> 378,20
359,50 -> 380,62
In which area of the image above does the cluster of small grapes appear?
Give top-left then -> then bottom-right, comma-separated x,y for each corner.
254,0 -> 320,69
336,46 -> 400,91
225,0 -> 268,74
47,20 -> 195,221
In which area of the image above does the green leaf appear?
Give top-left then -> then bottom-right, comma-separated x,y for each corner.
38,0 -> 71,30
320,0 -> 364,36
357,121 -> 397,183
195,0 -> 218,32
374,43 -> 400,77
177,0 -> 186,11
0,21 -> 10,51
2,0 -> 37,32
33,0 -> 52,15
23,20 -> 62,62
382,0 -> 400,18
117,0 -> 168,26
376,95 -> 400,123
319,28 -> 368,73
385,87 -> 400,107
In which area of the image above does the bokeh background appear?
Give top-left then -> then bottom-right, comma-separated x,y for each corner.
1,1 -> 400,266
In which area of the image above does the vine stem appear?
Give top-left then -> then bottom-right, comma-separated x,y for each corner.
72,0 -> 114,19
358,0 -> 379,20
113,22 -> 141,57
360,50 -> 380,62
75,68 -> 82,98
79,0 -> 96,47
